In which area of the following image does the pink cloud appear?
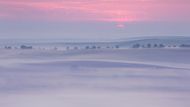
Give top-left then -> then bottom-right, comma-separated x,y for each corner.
0,0 -> 190,22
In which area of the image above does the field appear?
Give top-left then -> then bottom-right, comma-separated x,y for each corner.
0,48 -> 190,107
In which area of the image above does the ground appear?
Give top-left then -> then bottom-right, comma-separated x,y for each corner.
0,49 -> 190,107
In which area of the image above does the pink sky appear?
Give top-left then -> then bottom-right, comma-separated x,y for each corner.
0,0 -> 190,22
0,0 -> 190,39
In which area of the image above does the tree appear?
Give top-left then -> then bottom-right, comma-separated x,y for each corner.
74,46 -> 78,50
180,44 -> 190,48
132,44 -> 140,48
154,44 -> 158,48
66,46 -> 70,50
115,45 -> 120,49
92,46 -> 96,49
159,44 -> 165,48
20,45 -> 32,49
4,46 -> 12,49
85,46 -> 90,49
106,46 -> 110,49
97,46 -> 101,49
147,44 -> 151,48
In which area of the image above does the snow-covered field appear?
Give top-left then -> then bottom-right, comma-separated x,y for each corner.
0,48 -> 190,107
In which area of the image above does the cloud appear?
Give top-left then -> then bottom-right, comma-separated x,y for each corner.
0,0 -> 190,22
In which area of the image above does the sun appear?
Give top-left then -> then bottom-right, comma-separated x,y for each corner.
116,23 -> 125,28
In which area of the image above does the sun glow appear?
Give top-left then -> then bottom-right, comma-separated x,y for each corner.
0,0 -> 190,22
116,23 -> 126,28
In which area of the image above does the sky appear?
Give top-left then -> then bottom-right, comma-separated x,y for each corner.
0,0 -> 190,39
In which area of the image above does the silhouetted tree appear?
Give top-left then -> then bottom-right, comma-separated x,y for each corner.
115,45 -> 120,49
180,44 -> 190,48
4,46 -> 12,49
85,46 -> 90,49
132,44 -> 140,48
74,46 -> 78,50
154,44 -> 158,48
159,44 -> 165,48
20,45 -> 32,49
97,46 -> 101,49
92,46 -> 96,49
106,46 -> 110,49
66,46 -> 70,50
147,44 -> 151,48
